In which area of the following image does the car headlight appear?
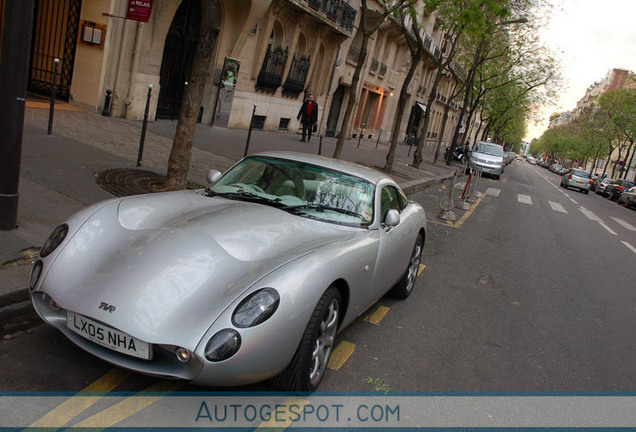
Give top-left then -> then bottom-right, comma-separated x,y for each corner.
232,288 -> 280,328
204,329 -> 241,362
40,224 -> 69,257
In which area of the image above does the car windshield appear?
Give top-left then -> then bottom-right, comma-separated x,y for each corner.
572,170 -> 590,178
207,156 -> 375,227
473,142 -> 504,157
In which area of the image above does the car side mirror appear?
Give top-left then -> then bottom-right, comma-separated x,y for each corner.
384,209 -> 400,229
206,169 -> 222,184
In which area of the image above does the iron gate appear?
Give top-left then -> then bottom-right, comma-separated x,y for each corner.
28,0 -> 81,100
157,0 -> 201,120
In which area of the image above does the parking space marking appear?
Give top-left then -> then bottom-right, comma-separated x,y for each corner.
548,201 -> 568,213
485,187 -> 501,197
622,241 -> 636,255
29,368 -> 131,428
257,397 -> 310,429
517,194 -> 533,205
418,264 -> 426,276
612,217 -> 636,231
364,305 -> 390,325
74,381 -> 183,428
327,341 -> 355,371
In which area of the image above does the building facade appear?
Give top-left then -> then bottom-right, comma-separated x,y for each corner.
4,0 -> 478,148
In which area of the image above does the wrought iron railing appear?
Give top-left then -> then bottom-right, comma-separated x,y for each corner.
283,54 -> 311,97
256,45 -> 288,93
339,3 -> 356,32
370,58 -> 379,74
379,63 -> 387,79
297,0 -> 356,33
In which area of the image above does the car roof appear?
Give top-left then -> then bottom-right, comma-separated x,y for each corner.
251,151 -> 392,184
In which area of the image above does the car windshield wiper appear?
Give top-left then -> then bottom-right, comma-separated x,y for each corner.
206,190 -> 283,206
281,203 -> 361,217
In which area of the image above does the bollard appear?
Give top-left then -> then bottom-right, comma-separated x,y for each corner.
375,129 -> 382,149
243,103 -> 257,157
136,84 -> 153,167
318,136 -> 323,156
102,89 -> 112,117
357,123 -> 365,148
47,58 -> 59,135
438,170 -> 458,221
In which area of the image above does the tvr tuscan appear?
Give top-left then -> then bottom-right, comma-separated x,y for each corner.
30,152 -> 427,391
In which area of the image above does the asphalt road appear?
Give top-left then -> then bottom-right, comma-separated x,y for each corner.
1,161 -> 634,396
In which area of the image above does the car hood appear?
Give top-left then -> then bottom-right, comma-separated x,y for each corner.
43,191 -> 362,348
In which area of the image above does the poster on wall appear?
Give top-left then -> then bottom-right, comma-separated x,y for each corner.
214,57 -> 241,128
126,0 -> 153,23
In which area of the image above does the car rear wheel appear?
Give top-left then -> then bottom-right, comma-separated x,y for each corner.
273,287 -> 340,391
390,234 -> 424,299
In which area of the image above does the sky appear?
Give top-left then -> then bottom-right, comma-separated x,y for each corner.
525,0 -> 636,141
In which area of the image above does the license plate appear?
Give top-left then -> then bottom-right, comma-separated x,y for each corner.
67,311 -> 151,360
576,181 -> 584,185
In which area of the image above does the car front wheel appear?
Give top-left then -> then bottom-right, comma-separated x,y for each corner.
274,287 -> 340,391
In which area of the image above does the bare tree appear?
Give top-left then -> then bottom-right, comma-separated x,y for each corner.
159,0 -> 221,191
332,0 -> 406,159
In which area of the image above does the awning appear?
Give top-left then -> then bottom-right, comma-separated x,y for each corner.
416,102 -> 427,112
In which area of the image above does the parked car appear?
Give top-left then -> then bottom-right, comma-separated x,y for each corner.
604,179 -> 635,201
560,169 -> 592,194
467,141 -> 505,180
594,178 -> 614,195
618,186 -> 636,209
549,163 -> 562,173
29,152 -> 427,391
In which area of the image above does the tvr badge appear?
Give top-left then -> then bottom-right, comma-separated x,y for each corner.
99,302 -> 116,313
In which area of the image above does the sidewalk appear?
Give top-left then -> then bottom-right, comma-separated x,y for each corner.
0,105 -> 456,314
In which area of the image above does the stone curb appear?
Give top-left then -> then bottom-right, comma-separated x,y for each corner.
401,173 -> 456,196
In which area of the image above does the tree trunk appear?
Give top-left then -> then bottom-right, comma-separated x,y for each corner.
160,0 -> 220,191
384,53 -> 421,172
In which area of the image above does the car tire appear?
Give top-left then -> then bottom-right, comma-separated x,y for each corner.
273,286 -> 340,391
584,190 -> 589,194
390,234 -> 424,299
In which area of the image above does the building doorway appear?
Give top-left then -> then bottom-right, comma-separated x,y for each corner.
157,0 -> 201,119
28,0 -> 82,100
326,84 -> 345,137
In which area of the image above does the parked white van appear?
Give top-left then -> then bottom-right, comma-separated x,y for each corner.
467,141 -> 505,180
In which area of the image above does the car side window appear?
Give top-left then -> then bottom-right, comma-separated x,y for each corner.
381,186 -> 401,221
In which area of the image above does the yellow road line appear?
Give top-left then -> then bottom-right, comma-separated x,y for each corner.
256,397 -> 310,429
73,381 -> 183,428
364,305 -> 390,325
418,264 -> 426,276
327,341 -> 355,371
28,368 -> 131,428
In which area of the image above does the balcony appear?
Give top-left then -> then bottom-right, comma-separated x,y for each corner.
347,45 -> 360,64
370,58 -> 379,75
292,0 -> 357,35
283,54 -> 311,97
378,63 -> 387,79
256,45 -> 289,93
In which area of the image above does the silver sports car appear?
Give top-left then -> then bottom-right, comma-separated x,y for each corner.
30,152 -> 427,391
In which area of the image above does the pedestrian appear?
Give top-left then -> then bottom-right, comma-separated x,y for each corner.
297,93 -> 318,142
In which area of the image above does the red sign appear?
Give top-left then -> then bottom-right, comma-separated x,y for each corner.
126,0 -> 153,23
